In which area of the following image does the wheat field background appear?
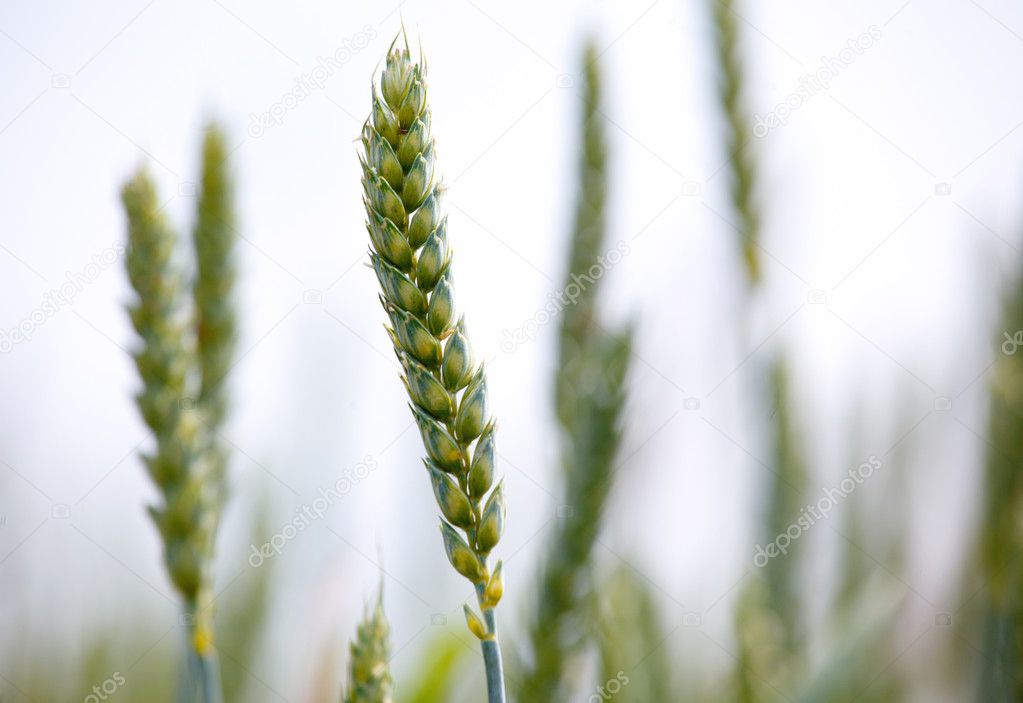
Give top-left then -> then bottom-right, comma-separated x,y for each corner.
1,1 -> 1021,701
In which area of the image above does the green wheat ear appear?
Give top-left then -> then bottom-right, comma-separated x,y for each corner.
359,33 -> 506,703
192,126 -> 238,503
343,592 -> 394,703
711,0 -> 761,286
519,39 -> 635,703
123,170 -> 212,606
123,126 -> 237,703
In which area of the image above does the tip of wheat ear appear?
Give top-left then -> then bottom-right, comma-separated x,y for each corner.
360,37 -> 505,618
343,592 -> 394,703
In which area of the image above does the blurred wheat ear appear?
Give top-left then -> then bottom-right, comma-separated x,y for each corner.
711,0 -> 760,286
192,128 -> 238,505
518,39 -> 636,703
122,125 -> 237,703
594,566 -> 674,703
359,32 -> 506,703
977,270 -> 1023,701
343,589 -> 394,703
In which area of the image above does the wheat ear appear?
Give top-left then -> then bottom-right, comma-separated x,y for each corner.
520,41 -> 634,702
711,0 -> 760,286
359,34 -> 506,703
343,591 -> 394,703
123,171 -> 222,703
191,126 -> 238,503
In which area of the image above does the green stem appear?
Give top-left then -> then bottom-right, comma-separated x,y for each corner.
179,602 -> 223,703
476,583 -> 506,703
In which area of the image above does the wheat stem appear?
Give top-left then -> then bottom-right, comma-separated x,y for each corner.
977,273 -> 1023,700
359,33 -> 506,702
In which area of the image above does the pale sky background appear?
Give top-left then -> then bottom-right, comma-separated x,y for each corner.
2,0 -> 1023,701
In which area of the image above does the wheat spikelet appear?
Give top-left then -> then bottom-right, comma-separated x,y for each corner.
359,34 -> 506,703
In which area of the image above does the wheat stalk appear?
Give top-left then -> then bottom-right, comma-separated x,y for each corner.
762,358 -> 807,651
359,34 -> 506,703
977,277 -> 1023,700
343,591 -> 394,703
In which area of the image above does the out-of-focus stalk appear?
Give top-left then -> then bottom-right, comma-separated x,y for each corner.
977,275 -> 1023,701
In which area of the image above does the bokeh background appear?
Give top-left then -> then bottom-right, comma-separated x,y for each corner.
2,0 -> 1022,701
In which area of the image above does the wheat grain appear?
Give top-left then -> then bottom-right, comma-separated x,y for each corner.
359,34 -> 506,703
